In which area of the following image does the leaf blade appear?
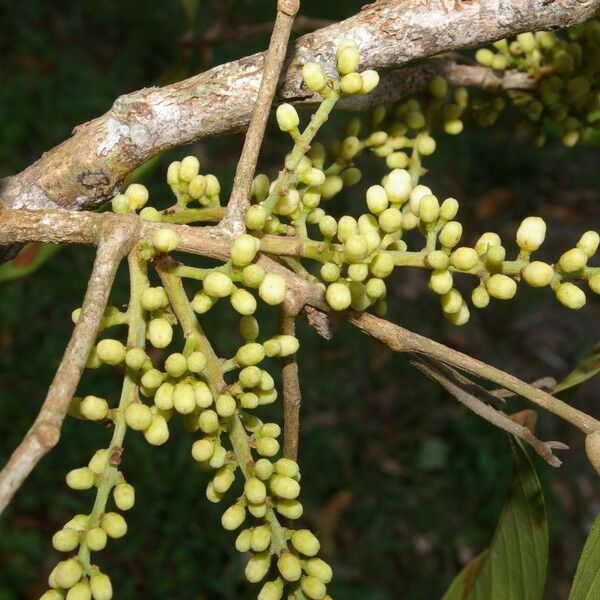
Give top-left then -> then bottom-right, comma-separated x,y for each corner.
569,515 -> 600,600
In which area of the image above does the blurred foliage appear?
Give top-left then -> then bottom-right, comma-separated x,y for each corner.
1,1 -> 600,599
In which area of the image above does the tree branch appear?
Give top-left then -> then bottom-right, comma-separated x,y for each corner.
0,224 -> 135,514
1,0 -> 596,219
223,0 -> 299,234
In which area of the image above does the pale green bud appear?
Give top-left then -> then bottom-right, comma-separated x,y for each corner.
236,528 -> 253,552
589,274 -> 600,295
365,277 -> 386,299
521,261 -> 555,287
206,481 -> 224,503
301,575 -> 327,600
256,436 -> 280,457
475,232 -> 501,255
556,282 -> 586,309
439,198 -> 459,221
124,183 -> 149,210
188,174 -> 207,199
429,75 -> 448,99
41,591 -> 64,600
255,458 -> 274,480
80,395 -> 108,421
205,174 -> 221,196
276,104 -> 300,132
152,228 -> 179,253
191,438 -> 214,462
446,302 -> 470,326
416,135 -> 436,156
278,552 -> 302,582
85,526 -> 108,551
349,263 -> 369,282
230,289 -> 257,316
54,558 -> 83,589
143,414 -> 170,445
96,339 -> 126,366
303,187 -> 322,209
64,514 -> 89,532
275,498 -> 304,520
340,72 -> 363,95
125,348 -> 147,370
173,383 -> 196,414
231,234 -> 260,267
408,184 -> 433,216
239,365 -> 262,388
89,573 -> 113,600
52,527 -> 80,552
337,215 -> 358,242
245,477 -> 267,504
259,273 -> 287,305
369,252 -> 394,278
320,263 -> 340,283
165,353 -> 187,377
441,289 -> 463,314
559,248 -> 587,273
418,194 -> 440,223
577,231 -> 600,257
320,175 -> 343,199
245,205 -> 268,230
66,467 -> 94,491
291,529 -> 321,557
450,247 -> 479,271
275,458 -> 300,478
187,351 -> 207,373
245,552 -> 271,583
337,43 -> 360,75
215,394 -> 236,417
166,161 -> 181,187
319,216 -> 338,238
88,450 -> 108,476
516,217 -> 546,252
140,368 -> 163,390
270,475 -> 300,499
305,558 -> 333,584
111,194 -> 130,214
179,156 -> 200,182
101,512 -> 127,539
237,342 -> 266,366
204,272 -> 234,298
344,235 -> 369,262
384,168 -> 412,204
194,381 -> 213,408
326,282 -> 351,311
191,292 -> 215,314
486,274 -> 517,299
213,466 -> 236,494
251,526 -> 272,552
439,221 -> 463,248
198,409 -> 220,434
427,250 -> 450,270
429,270 -> 453,295
222,502 -> 246,531
147,318 -> 173,348
113,482 -> 135,511
124,402 -> 152,430
154,382 -> 174,410
471,286 -> 490,308
302,62 -> 327,92
360,69 -> 380,94
242,264 -> 266,288
386,151 -> 409,169
378,208 -> 403,233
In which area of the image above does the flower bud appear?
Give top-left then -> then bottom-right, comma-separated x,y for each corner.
139,206 -> 161,221
66,467 -> 94,490
88,450 -> 108,476
245,552 -> 271,583
276,104 -> 300,134
450,247 -> 479,271
222,502 -> 246,531
555,282 -> 586,309
427,251 -> 449,270
191,439 -> 214,463
259,273 -> 287,305
96,339 -> 126,366
360,69 -> 380,94
577,231 -> 600,257
80,395 -> 109,421
198,409 -> 220,434
384,169 -> 412,204
90,573 -> 113,600
369,252 -> 394,278
337,42 -> 360,75
101,512 -> 127,539
439,221 -> 463,248
408,185 -> 432,215
187,351 -> 207,373
113,482 -> 135,511
429,270 -> 453,295
320,175 -> 343,200
111,194 -> 130,214
256,436 -> 280,457
54,558 -> 83,589
441,289 -> 463,314
275,499 -> 303,520
153,228 -> 179,253
305,558 -> 333,584
418,194 -> 440,223
154,382 -> 174,410
558,248 -> 587,273
302,63 -> 327,92
124,183 -> 149,210
486,274 -> 517,300
429,75 -> 448,99
125,402 -> 152,430
291,529 -> 321,557
274,335 -> 300,356
236,342 -> 266,367
125,348 -> 147,370
52,527 -> 80,552
215,394 -> 236,418
275,458 -> 300,478
204,272 -> 234,298
173,383 -> 196,414
278,552 -> 302,582
521,261 -> 555,287
301,575 -> 327,600
251,526 -> 271,552
179,156 -> 200,182
147,318 -> 173,349
165,353 -> 187,377
143,414 -> 170,445
439,197 -> 459,221
417,135 -> 436,156
245,477 -> 267,504
340,72 -> 363,95
85,526 -> 108,551
378,208 -> 403,233
192,382 -> 212,409
516,217 -> 546,252
270,475 -> 300,499
326,283 -> 351,311
188,174 -> 207,199
191,292 -> 215,314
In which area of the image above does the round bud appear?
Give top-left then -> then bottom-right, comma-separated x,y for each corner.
245,552 -> 271,583
471,286 -> 490,308
242,264 -> 266,288
85,526 -> 108,551
369,252 -> 394,278
231,234 -> 259,267
240,316 -> 260,343
191,292 -> 215,314
378,208 -> 403,233
486,274 -> 517,300
203,272 -> 234,298
147,318 -> 173,349
305,558 -> 333,584
96,339 -> 126,366
344,235 -> 369,262
439,221 -> 463,248
450,247 -> 479,271
255,459 -> 274,480
52,528 -> 80,553
516,217 -> 546,252
340,73 -> 364,95
291,529 -> 321,557
577,231 -> 600,257
408,185 -> 432,215
245,477 -> 267,504
66,467 -> 94,490
173,383 -> 196,414
326,283 -> 351,311
521,261 -> 555,287
125,348 -> 147,370
559,248 -> 587,273
54,558 -> 83,589
231,289 -> 257,316
80,396 -> 108,421
90,573 -> 113,600
111,194 -> 130,214
555,282 -> 586,309
188,174 -> 207,199
179,156 -> 200,182
221,503 -> 246,531
427,251 -> 450,270
152,228 -> 179,253
101,512 -> 127,539
124,183 -> 149,210
384,169 -> 412,204
301,575 -> 327,600
259,273 -> 287,305
589,274 -> 600,295
360,69 -> 380,94
429,270 -> 453,295
198,409 -> 219,434
154,382 -> 174,410
276,104 -> 300,132
213,466 -> 235,494
205,174 -> 221,196
206,481 -> 223,503
251,526 -> 271,552
140,207 -> 161,222
318,216 -> 337,239
320,263 -> 340,283
441,289 -> 463,314
88,450 -> 108,476
337,43 -> 360,75
245,205 -> 268,231
270,475 -> 300,500
302,62 -> 326,92
429,75 -> 448,99
187,351 -> 207,373
216,394 -> 237,417
256,436 -> 280,457
418,194 -> 440,223
239,365 -> 262,388
125,403 -> 152,430
340,136 -> 360,161
191,439 -> 214,462
143,415 -> 170,445
416,135 -> 436,156
275,499 -> 303,520
113,483 -> 135,511
64,514 -> 89,532
439,198 -> 459,221
165,353 -> 187,377
194,381 -> 213,408
140,368 -> 163,390
475,232 -> 501,255
235,529 -> 253,553
278,553 -> 302,582
66,581 -> 91,600
320,176 -> 343,200
274,335 -> 300,357
237,342 -> 266,367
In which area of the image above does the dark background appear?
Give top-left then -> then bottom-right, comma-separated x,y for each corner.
1,1 -> 600,598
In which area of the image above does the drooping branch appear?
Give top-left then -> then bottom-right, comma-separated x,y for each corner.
1,0 -> 596,219
0,224 -> 135,514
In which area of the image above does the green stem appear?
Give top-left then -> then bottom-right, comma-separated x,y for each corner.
160,207 -> 226,224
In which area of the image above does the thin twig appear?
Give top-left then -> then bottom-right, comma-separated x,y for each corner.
222,0 -> 300,234
0,225 -> 134,514
279,304 -> 302,462
410,355 -> 568,467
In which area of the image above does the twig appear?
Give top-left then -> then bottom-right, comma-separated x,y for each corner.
0,225 -> 134,514
410,355 -> 568,467
223,0 -> 300,234
279,304 -> 302,462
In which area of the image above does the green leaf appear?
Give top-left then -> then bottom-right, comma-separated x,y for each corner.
569,515 -> 600,599
0,243 -> 61,283
552,343 -> 600,394
442,437 -> 548,600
